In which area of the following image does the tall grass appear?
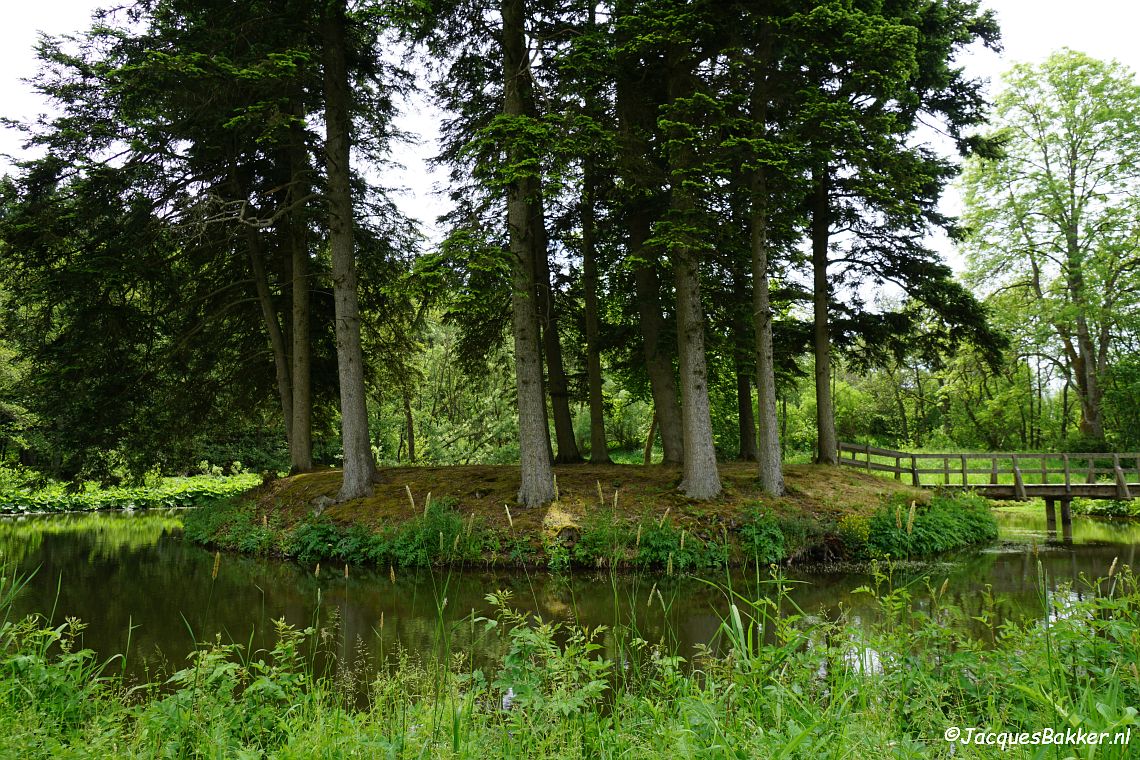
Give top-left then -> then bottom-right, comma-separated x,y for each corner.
0,558 -> 1136,757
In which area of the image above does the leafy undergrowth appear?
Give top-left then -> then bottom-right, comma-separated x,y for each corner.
0,563 -> 1136,758
184,463 -> 998,570
0,473 -> 261,514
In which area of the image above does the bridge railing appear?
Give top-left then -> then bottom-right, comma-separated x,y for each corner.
836,442 -> 1139,498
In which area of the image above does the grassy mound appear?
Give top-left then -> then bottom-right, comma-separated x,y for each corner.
184,463 -> 998,570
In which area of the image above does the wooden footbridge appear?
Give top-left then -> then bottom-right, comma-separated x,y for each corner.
837,442 -> 1139,530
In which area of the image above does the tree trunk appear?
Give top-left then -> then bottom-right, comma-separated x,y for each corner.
894,376 -> 909,444
750,169 -> 784,494
287,108 -> 313,473
245,228 -> 293,452
914,365 -> 926,447
633,260 -> 684,464
666,61 -> 720,499
532,201 -> 581,463
728,224 -> 757,463
736,371 -> 759,461
673,243 -> 721,498
403,392 -> 416,464
1075,317 -> 1105,440
322,0 -> 375,501
613,7 -> 682,466
503,0 -> 554,506
582,171 -> 610,464
643,411 -> 657,465
810,165 -> 838,465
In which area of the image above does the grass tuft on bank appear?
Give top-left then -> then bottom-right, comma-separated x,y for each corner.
184,463 -> 998,569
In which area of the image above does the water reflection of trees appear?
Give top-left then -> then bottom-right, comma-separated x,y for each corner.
0,511 -> 183,566
5,511 -> 1138,686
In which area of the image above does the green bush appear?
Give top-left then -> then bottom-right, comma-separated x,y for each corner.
862,492 -> 998,559
838,513 -> 871,555
1071,498 -> 1138,517
738,509 -> 785,565
572,511 -> 635,567
634,520 -> 727,572
286,499 -> 492,568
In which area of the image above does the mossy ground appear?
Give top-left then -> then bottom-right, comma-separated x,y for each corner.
257,461 -> 925,532
200,462 -> 938,567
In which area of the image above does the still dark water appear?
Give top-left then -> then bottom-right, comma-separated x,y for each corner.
1,507 -> 1135,678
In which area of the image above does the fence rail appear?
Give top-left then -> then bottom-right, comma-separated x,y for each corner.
836,442 -> 1138,500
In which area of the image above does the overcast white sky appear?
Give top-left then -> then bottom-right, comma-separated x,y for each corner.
2,1 -> 1138,255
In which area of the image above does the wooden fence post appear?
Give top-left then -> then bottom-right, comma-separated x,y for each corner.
911,455 -> 919,487
1114,454 -> 1132,499
1012,455 -> 1027,500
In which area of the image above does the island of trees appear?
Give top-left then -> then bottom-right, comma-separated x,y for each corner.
1,0 -> 1138,511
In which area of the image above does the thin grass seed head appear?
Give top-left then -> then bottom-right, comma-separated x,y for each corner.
315,562 -> 320,578
1110,556 -> 1119,577
596,480 -> 604,506
657,587 -> 665,609
389,565 -> 396,584
659,506 -> 671,527
906,501 -> 916,536
406,485 -> 415,512
667,552 -> 674,577
613,487 -> 619,510
211,551 -> 220,581
452,532 -> 461,553
344,564 -> 349,579
680,529 -> 686,551
504,505 -> 514,528
425,492 -> 431,516
647,582 -> 657,608
896,506 -> 903,531
635,524 -> 642,548
940,578 -> 949,597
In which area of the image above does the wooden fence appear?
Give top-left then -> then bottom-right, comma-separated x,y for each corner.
836,442 -> 1137,500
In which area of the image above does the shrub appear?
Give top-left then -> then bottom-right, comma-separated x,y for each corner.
863,493 -> 997,559
738,509 -> 785,565
572,511 -> 635,567
1072,498 -> 1138,517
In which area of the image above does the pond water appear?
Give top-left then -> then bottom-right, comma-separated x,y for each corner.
0,506 -> 1135,679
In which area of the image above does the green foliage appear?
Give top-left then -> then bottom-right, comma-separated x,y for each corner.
0,472 -> 260,514
572,510 -> 635,567
634,519 -> 727,573
861,493 -> 998,559
838,513 -> 872,555
284,499 -> 494,568
738,509 -> 785,565
1071,498 -> 1139,518
2,565 -> 1139,756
